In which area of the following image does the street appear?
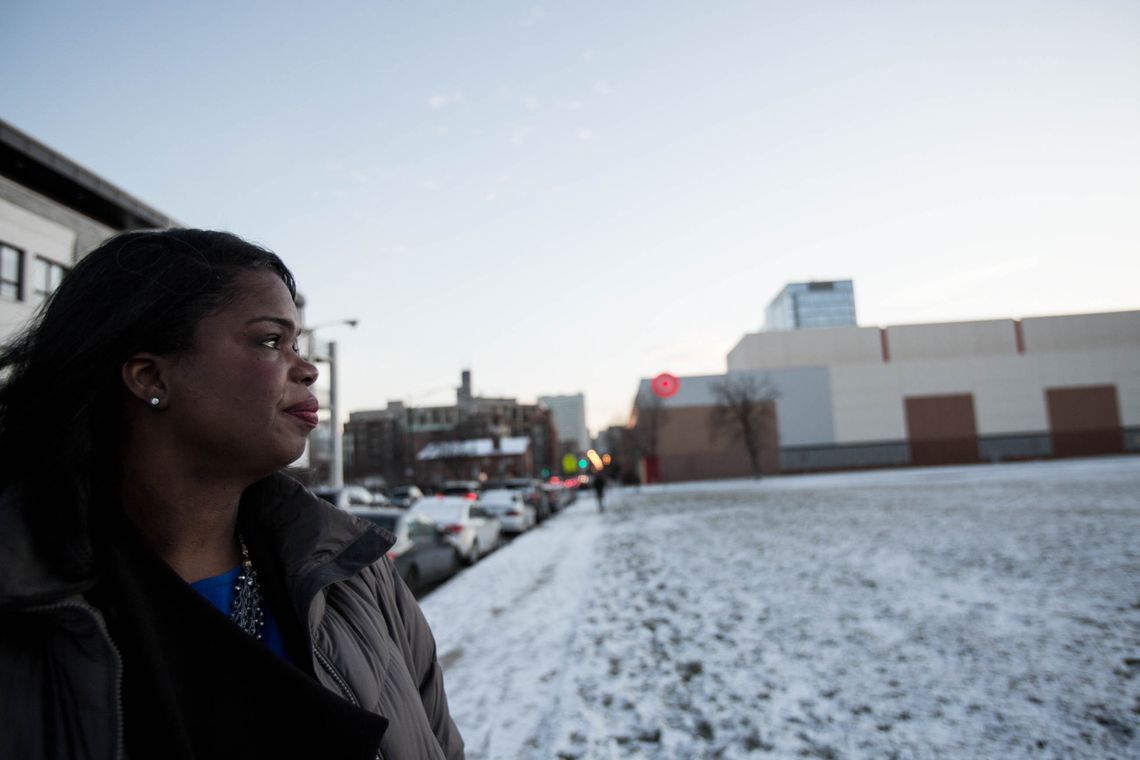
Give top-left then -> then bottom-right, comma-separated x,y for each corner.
420,457 -> 1140,759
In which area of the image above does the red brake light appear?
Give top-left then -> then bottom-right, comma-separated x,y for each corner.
465,492 -> 478,500
436,493 -> 444,499
444,524 -> 464,534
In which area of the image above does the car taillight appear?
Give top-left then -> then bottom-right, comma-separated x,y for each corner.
444,524 -> 464,534
506,509 -> 521,517
465,492 -> 478,500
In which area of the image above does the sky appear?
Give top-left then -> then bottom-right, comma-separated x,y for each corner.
3,1 -> 1139,433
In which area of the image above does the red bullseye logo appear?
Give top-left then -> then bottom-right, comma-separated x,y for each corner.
651,372 -> 680,399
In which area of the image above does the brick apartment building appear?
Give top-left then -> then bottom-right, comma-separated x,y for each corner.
344,370 -> 558,487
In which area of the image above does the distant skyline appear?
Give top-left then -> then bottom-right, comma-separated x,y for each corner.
4,1 -> 1138,432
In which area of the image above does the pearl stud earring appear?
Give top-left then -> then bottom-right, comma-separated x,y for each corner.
150,397 -> 160,407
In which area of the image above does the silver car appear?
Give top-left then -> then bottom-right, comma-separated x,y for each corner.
388,484 -> 424,509
411,496 -> 501,564
348,507 -> 459,594
313,485 -> 376,509
478,489 -> 536,534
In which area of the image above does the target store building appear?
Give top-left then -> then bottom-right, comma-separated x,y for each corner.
630,310 -> 1140,483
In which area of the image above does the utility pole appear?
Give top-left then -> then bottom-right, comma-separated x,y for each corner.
328,340 -> 343,488
302,319 -> 357,488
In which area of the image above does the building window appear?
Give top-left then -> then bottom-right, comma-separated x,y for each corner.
32,256 -> 68,303
1,243 -> 23,301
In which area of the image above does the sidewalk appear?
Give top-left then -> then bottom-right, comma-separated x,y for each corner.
421,493 -> 608,758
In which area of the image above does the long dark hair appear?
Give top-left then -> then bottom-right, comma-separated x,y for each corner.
0,229 -> 297,580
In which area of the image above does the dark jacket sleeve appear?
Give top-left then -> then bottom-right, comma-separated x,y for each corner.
388,564 -> 465,760
0,603 -> 122,760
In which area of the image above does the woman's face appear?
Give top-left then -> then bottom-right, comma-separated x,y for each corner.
162,269 -> 319,479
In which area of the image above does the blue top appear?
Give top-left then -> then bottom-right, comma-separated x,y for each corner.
190,566 -> 289,660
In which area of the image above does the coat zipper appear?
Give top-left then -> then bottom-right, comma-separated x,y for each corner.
313,645 -> 361,707
28,599 -> 125,760
313,646 -> 384,760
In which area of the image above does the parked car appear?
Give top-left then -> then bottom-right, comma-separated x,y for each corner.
313,485 -> 376,509
484,478 -> 550,522
557,477 -> 580,504
388,484 -> 424,509
347,507 -> 459,594
541,481 -> 573,512
516,478 -> 555,519
411,496 -> 501,564
437,480 -> 483,498
478,489 -> 535,534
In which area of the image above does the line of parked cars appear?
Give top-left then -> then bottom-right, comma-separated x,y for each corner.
312,478 -> 579,596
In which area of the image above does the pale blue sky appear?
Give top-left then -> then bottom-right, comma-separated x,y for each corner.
4,1 -> 1139,431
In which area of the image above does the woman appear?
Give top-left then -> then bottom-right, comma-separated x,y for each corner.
0,229 -> 464,759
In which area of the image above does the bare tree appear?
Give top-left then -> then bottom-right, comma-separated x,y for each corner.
632,392 -> 666,483
633,392 -> 664,458
708,374 -> 779,477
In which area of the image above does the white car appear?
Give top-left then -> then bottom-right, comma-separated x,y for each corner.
411,496 -> 501,564
478,489 -> 536,534
313,485 -> 376,509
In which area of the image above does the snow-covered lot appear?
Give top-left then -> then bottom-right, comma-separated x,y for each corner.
421,457 -> 1140,759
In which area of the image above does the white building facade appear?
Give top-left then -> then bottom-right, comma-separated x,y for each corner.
538,393 -> 590,452
0,118 -> 175,340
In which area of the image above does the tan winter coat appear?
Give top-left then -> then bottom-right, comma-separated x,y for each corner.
0,473 -> 465,760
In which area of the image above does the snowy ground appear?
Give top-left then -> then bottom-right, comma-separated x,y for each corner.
420,457 -> 1140,759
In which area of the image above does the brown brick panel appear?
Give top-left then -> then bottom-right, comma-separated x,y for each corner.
1045,385 -> 1123,458
653,404 -> 780,482
904,394 -> 979,466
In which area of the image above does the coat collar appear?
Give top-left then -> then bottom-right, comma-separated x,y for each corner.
239,474 -> 395,622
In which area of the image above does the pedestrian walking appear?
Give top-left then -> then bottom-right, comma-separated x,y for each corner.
593,471 -> 608,512
0,229 -> 464,759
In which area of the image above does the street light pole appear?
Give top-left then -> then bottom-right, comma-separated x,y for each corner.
303,319 -> 357,489
405,403 -> 415,486
328,340 -> 343,489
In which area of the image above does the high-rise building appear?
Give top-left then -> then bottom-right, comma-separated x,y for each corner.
764,280 -> 856,331
538,393 -> 590,452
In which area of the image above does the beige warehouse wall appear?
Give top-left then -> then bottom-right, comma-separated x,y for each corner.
886,319 -> 1018,360
727,325 -> 880,371
826,362 -> 905,442
729,312 -> 1140,372
829,348 -> 1140,443
1022,311 -> 1140,353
